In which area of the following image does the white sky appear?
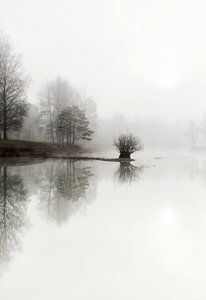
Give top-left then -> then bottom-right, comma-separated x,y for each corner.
0,0 -> 206,120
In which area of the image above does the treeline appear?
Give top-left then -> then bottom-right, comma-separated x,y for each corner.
36,78 -> 96,145
0,33 -> 97,144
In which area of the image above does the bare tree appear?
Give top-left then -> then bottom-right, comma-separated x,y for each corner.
113,133 -> 143,159
186,121 -> 199,149
39,77 -> 81,143
39,81 -> 56,142
21,104 -> 41,141
0,33 -> 28,140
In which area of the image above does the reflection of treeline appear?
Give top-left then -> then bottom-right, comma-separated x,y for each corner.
0,166 -> 27,271
0,159 -> 96,272
40,161 -> 95,225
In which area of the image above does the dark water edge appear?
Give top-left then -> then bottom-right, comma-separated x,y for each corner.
0,156 -> 134,167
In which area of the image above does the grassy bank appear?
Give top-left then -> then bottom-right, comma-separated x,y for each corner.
0,140 -> 82,158
0,140 -> 135,163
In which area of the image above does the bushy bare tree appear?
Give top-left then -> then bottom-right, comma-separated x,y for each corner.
113,133 -> 143,159
0,33 -> 28,140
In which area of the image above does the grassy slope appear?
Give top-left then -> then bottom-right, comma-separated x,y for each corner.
0,140 -> 82,157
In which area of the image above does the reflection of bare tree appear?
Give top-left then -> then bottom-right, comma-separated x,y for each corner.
40,161 -> 94,225
0,166 -> 27,271
184,155 -> 206,186
115,162 -> 144,184
185,156 -> 200,181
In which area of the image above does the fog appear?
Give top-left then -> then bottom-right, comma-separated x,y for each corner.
0,0 -> 206,150
0,0 -> 206,122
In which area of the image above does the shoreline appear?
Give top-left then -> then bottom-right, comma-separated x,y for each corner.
0,155 -> 134,165
0,140 -> 134,163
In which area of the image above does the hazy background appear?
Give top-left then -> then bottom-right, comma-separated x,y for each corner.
0,0 -> 205,121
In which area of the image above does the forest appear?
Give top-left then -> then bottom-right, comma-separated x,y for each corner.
0,33 -> 97,145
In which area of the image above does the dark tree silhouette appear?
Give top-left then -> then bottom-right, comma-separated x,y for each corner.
113,133 -> 143,159
0,34 -> 28,140
56,105 -> 94,145
0,166 -> 27,271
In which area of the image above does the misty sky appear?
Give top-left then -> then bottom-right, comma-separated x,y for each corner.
0,0 -> 206,120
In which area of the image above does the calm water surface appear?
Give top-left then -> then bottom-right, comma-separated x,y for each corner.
0,151 -> 206,299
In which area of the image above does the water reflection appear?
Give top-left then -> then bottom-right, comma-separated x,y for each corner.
0,159 -> 96,273
0,166 -> 27,271
184,155 -> 206,184
115,162 -> 144,184
39,160 -> 95,225
2,155 -> 206,299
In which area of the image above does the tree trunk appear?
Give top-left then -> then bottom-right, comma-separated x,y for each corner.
119,152 -> 131,159
66,128 -> 69,145
48,99 -> 54,143
3,94 -> 7,140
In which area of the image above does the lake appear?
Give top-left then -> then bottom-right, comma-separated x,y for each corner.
0,150 -> 206,299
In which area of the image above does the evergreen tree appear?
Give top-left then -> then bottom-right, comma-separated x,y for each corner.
56,105 -> 94,145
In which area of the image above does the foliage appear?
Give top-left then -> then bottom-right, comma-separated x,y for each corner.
56,105 -> 93,145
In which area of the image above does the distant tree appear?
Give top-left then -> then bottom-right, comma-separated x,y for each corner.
186,121 -> 199,149
39,78 -> 82,143
113,133 -> 143,159
200,116 -> 206,146
0,33 -> 28,140
80,95 -> 98,128
39,81 -> 57,143
56,105 -> 94,145
21,104 -> 41,141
